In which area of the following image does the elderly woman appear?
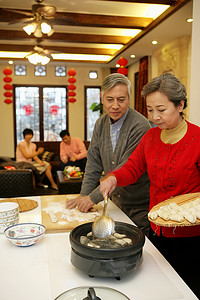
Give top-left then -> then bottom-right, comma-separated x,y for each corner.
100,73 -> 200,297
16,128 -> 58,190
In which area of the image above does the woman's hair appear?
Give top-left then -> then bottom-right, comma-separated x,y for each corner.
101,73 -> 132,99
60,129 -> 70,138
141,73 -> 187,113
23,128 -> 33,138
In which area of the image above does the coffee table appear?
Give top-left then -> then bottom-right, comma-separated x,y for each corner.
56,171 -> 83,194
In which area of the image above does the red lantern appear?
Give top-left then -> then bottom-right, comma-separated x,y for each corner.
67,68 -> 77,103
67,69 -> 76,76
68,77 -> 76,83
4,83 -> 13,90
4,99 -> 13,104
117,56 -> 128,76
3,67 -> 13,104
3,76 -> 12,83
4,91 -> 13,97
3,67 -> 12,76
67,84 -> 76,90
23,104 -> 34,116
67,98 -> 76,103
67,91 -> 76,97
117,57 -> 128,67
49,105 -> 60,116
117,67 -> 128,76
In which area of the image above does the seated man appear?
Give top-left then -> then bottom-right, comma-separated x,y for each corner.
59,130 -> 87,171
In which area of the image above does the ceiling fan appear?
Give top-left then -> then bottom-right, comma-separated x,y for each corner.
4,0 -> 77,36
6,0 -> 57,25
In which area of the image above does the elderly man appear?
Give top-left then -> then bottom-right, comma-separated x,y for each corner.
66,73 -> 151,236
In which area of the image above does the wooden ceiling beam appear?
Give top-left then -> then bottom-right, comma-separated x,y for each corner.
96,0 -> 176,4
0,29 -> 131,44
107,0 -> 191,62
0,9 -> 153,29
0,43 -> 116,55
54,12 -> 152,28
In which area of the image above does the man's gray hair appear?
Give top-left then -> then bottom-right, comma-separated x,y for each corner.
101,73 -> 132,99
141,73 -> 187,110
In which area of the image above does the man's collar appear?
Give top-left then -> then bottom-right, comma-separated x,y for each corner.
109,107 -> 129,125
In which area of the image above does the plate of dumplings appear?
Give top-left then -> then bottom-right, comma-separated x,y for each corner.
148,192 -> 200,227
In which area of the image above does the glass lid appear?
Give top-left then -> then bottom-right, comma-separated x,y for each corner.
54,286 -> 130,300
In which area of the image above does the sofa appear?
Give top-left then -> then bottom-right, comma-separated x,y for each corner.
0,169 -> 34,198
0,141 -> 90,197
34,141 -> 90,174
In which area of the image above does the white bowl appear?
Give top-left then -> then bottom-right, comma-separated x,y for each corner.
0,212 -> 19,224
0,218 -> 19,233
4,223 -> 46,247
0,202 -> 19,218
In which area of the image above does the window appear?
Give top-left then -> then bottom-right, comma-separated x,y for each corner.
34,65 -> 46,76
14,65 -> 26,76
89,71 -> 98,79
55,66 -> 66,77
84,86 -> 101,141
14,85 -> 68,146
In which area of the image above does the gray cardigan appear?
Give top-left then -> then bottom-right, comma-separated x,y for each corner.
81,108 -> 151,235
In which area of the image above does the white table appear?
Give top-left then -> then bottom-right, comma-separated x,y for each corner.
0,196 -> 198,300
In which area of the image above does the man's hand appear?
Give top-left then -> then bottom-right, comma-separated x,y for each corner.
70,156 -> 77,162
66,195 -> 94,212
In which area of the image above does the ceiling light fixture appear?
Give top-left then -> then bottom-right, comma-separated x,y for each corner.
130,54 -> 136,58
186,18 -> 193,23
152,40 -> 158,45
26,45 -> 53,65
23,21 -> 54,38
26,52 -> 51,65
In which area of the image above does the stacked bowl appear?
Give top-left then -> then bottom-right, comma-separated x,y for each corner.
0,202 -> 19,233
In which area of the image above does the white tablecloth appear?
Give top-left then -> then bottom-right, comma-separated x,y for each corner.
0,196 -> 198,300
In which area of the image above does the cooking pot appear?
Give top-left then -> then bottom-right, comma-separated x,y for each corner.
55,286 -> 130,300
69,221 -> 145,279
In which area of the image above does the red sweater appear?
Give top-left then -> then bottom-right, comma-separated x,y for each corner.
113,121 -> 200,237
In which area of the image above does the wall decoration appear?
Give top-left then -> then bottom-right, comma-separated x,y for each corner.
3,67 -> 13,104
117,57 -> 128,76
23,104 -> 34,116
67,69 -> 77,103
49,105 -> 60,116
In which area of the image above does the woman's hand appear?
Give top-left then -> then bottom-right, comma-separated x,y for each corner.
100,175 -> 117,197
66,195 -> 94,212
37,147 -> 44,155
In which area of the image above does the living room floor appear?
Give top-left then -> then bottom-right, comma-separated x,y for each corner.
35,185 -> 59,196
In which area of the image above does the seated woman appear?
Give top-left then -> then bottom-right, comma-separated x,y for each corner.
16,128 -> 58,190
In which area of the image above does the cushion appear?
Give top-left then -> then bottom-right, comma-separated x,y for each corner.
40,151 -> 55,162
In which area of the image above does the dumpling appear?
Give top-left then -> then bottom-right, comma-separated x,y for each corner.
168,202 -> 179,210
196,211 -> 200,219
148,210 -> 158,220
158,209 -> 170,221
170,213 -> 184,222
184,213 -> 196,223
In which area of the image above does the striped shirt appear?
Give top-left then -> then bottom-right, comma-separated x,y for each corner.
110,108 -> 129,151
